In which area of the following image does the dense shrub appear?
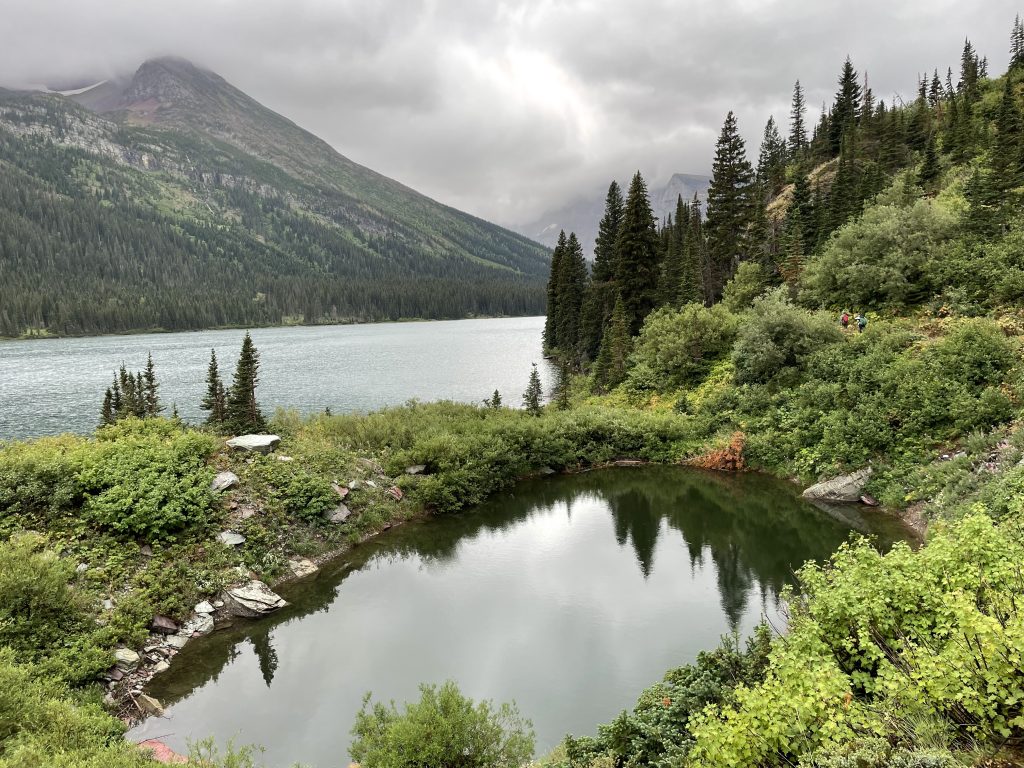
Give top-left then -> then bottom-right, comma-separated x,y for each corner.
351,681 -> 535,768
248,458 -> 337,522
721,261 -> 770,313
800,198 -> 959,310
626,304 -> 739,391
732,289 -> 842,386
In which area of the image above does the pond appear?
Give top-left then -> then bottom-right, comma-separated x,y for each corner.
129,466 -> 910,765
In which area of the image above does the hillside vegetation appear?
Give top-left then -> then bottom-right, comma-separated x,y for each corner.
0,59 -> 549,337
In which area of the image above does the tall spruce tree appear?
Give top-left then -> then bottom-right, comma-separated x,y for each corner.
991,75 -> 1024,192
100,388 -> 114,426
143,353 -> 161,416
543,231 -> 568,350
201,349 -> 227,427
830,57 -> 863,153
757,116 -> 787,195
225,332 -> 267,435
1013,14 -> 1024,70
789,80 -> 808,157
681,195 -> 706,305
579,181 -> 627,362
553,232 -> 588,360
593,181 -> 625,282
593,295 -> 631,390
614,171 -> 661,334
705,111 -> 755,299
523,363 -> 543,415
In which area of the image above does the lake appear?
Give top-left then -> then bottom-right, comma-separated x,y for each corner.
129,466 -> 909,765
0,317 -> 553,439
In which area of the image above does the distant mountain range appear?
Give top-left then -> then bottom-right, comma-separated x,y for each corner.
0,57 -> 550,337
517,173 -> 711,257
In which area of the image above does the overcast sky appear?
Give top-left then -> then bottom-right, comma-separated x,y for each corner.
2,0 -> 1018,226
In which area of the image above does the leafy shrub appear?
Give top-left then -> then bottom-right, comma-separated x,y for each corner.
626,304 -> 739,391
732,289 -> 842,386
722,261 -> 770,312
350,681 -> 535,768
249,458 -> 336,522
800,198 -> 959,310
78,420 -> 218,540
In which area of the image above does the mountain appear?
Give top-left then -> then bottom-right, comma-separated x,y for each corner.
0,58 -> 550,337
519,173 -> 711,257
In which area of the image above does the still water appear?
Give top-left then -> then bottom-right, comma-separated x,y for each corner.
0,317 -> 552,439
130,467 -> 908,765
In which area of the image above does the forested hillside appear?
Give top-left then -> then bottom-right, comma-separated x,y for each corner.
0,59 -> 549,337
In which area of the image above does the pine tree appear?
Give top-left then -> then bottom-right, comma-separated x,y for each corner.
681,194 -> 706,304
593,182 -> 625,283
111,376 -> 123,418
134,373 -> 146,418
201,349 -> 227,426
757,116 -> 787,195
553,232 -> 588,360
614,171 -> 661,335
543,231 -> 567,350
658,202 -> 685,306
991,75 -> 1024,192
593,295 -> 632,390
100,388 -> 114,426
488,390 -> 502,409
830,57 -> 863,153
960,39 -> 980,102
918,130 -> 941,189
225,332 -> 267,434
143,353 -> 161,416
523,364 -> 543,415
788,80 -> 808,157
1013,14 -> 1024,70
705,111 -> 754,299
555,362 -> 572,410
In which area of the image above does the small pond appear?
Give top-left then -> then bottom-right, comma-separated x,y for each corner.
130,466 -> 910,765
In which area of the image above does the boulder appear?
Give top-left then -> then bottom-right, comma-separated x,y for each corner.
150,615 -> 178,635
386,486 -> 403,501
137,694 -> 165,717
288,558 -> 318,579
194,601 -> 215,615
181,614 -> 214,636
329,504 -> 352,523
217,531 -> 246,547
152,660 -> 170,674
226,434 -> 281,454
114,648 -> 140,670
139,544 -> 153,557
331,482 -> 349,499
222,580 -> 288,618
210,471 -> 240,493
802,468 -> 873,502
164,634 -> 189,650
405,464 -> 426,475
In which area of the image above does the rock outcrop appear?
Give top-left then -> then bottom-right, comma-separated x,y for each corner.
221,581 -> 288,618
225,434 -> 281,454
802,468 -> 873,502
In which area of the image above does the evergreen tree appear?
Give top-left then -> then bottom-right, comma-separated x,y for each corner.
788,80 -> 808,157
523,364 -> 543,416
991,75 -> 1024,192
960,39 -> 980,102
614,171 -> 661,334
705,111 -> 755,299
143,353 -> 161,416
555,362 -> 572,410
757,116 -> 788,195
542,231 -> 567,350
488,390 -> 502,409
658,202 -> 685,306
593,295 -> 631,391
593,182 -> 625,282
111,377 -> 123,418
553,232 -> 588,360
1012,14 -> 1024,70
830,57 -> 863,153
225,332 -> 267,434
918,130 -> 941,189
100,388 -> 114,426
681,195 -> 706,304
201,349 -> 227,426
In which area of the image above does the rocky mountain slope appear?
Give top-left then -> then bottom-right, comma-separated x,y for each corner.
0,58 -> 549,336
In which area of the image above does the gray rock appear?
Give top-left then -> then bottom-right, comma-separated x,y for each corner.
164,634 -> 189,650
539,466 -> 556,475
329,503 -> 352,523
194,600 -> 215,615
152,660 -> 170,674
212,599 -> 225,609
365,480 -> 377,488
405,464 -> 426,475
150,615 -> 178,635
226,434 -> 281,454
860,494 -> 880,507
181,614 -> 214,636
802,468 -> 873,502
139,544 -> 153,557
221,580 -> 288,618
348,480 -> 360,490
137,694 -> 165,717
114,648 -> 140,669
217,531 -> 246,547
210,471 -> 240,493
104,666 -> 125,682
102,599 -> 114,611
288,558 -> 318,579
76,563 -> 89,574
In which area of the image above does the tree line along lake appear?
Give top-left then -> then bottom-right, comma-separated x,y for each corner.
0,317 -> 554,440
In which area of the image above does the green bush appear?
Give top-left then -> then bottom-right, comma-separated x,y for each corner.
350,681 -> 535,768
626,304 -> 739,391
800,197 -> 959,310
249,458 -> 337,522
722,261 -> 770,312
732,289 -> 842,387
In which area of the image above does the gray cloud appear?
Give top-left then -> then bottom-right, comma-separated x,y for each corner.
1,0 -> 1017,225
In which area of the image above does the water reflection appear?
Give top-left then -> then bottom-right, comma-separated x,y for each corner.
132,467 -> 908,765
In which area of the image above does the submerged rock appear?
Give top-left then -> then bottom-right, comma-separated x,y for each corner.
801,468 -> 873,502
137,694 -> 165,717
226,434 -> 281,454
289,558 -> 318,579
222,580 -> 288,618
210,471 -> 240,493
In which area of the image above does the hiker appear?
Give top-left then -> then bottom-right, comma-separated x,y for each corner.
855,313 -> 867,333
840,310 -> 850,330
